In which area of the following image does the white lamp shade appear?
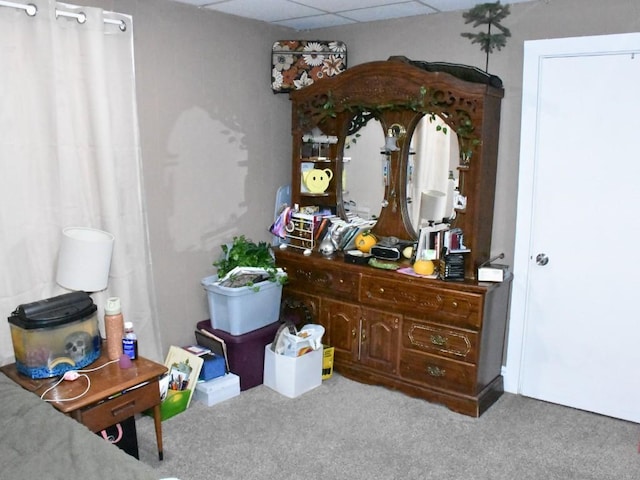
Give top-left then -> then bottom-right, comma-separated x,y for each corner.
56,227 -> 115,292
420,190 -> 447,224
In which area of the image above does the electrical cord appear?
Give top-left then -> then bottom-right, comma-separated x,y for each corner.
40,358 -> 120,402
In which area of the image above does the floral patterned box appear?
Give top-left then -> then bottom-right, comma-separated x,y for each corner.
271,40 -> 347,93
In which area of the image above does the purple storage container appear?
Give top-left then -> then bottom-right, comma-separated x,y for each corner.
196,320 -> 280,391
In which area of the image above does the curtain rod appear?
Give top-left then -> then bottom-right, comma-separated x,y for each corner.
0,0 -> 126,31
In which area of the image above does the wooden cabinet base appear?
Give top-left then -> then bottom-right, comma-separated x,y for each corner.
277,249 -> 512,418
337,362 -> 504,417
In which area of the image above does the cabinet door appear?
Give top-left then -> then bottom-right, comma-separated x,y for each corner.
322,298 -> 359,364
281,289 -> 320,327
360,307 -> 400,374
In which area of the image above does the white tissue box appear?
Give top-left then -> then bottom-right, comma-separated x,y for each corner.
478,264 -> 509,282
263,344 -> 322,398
194,373 -> 240,407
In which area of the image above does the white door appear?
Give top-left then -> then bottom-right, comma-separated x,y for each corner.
504,33 -> 640,423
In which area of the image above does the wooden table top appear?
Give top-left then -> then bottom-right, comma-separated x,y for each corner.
1,348 -> 167,414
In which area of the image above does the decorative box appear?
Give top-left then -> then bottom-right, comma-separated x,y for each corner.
271,40 -> 347,93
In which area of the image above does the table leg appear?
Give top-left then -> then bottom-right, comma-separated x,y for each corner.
152,403 -> 163,460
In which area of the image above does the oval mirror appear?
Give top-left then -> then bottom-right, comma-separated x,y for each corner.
407,114 -> 460,232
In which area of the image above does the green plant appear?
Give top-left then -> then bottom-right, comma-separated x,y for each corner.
461,1 -> 511,72
213,235 -> 285,286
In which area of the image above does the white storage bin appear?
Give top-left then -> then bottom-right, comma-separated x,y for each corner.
201,274 -> 285,335
194,373 -> 240,407
263,344 -> 323,398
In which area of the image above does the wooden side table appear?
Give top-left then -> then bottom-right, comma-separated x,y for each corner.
0,349 -> 167,460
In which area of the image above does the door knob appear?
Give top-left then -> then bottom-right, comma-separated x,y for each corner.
535,253 -> 549,266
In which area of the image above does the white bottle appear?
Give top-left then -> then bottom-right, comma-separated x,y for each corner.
122,321 -> 138,360
445,170 -> 457,219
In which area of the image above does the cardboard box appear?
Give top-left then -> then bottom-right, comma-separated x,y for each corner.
194,373 -> 240,407
263,344 -> 322,398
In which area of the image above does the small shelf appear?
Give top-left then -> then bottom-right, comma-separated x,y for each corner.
300,157 -> 333,163
301,192 -> 331,198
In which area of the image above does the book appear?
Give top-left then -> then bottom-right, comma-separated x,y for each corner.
183,344 -> 211,356
195,329 -> 230,373
159,346 -> 204,420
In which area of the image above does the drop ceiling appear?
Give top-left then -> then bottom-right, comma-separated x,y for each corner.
171,0 -> 534,31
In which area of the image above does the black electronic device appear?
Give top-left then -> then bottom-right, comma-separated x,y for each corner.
370,245 -> 401,261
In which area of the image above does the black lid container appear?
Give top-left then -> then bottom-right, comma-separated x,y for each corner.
8,292 -> 102,378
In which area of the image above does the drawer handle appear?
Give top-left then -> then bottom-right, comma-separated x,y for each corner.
111,400 -> 136,417
379,288 -> 385,293
430,334 -> 447,346
451,301 -> 458,308
427,365 -> 446,377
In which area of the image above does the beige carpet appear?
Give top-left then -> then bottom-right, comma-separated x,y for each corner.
136,373 -> 640,480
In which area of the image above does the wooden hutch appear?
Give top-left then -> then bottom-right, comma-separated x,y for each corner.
275,57 -> 511,417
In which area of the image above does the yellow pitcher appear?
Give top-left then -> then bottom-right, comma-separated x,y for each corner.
302,168 -> 333,194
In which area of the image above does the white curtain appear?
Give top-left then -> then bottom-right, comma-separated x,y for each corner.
409,115 -> 460,227
0,0 -> 162,363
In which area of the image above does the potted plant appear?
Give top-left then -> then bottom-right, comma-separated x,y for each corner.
212,235 -> 286,288
201,236 -> 287,336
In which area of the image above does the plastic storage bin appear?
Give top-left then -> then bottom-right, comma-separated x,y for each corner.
196,320 -> 280,391
8,292 -> 101,379
263,344 -> 323,398
201,274 -> 284,335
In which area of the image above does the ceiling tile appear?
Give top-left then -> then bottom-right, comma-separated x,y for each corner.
171,0 -> 218,6
275,14 -> 357,31
342,2 -> 436,22
294,0 -> 407,11
420,0 -> 481,12
204,0 -> 324,22
168,0 -> 536,31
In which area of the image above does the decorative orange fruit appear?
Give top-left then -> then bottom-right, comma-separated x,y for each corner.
354,231 -> 377,253
413,259 -> 435,276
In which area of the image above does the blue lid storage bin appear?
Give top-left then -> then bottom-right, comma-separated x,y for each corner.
201,273 -> 285,336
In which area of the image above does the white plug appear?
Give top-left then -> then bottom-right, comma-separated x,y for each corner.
63,370 -> 80,381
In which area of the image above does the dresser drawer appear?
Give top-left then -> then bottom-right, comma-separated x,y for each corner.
399,350 -> 477,395
360,276 -> 482,329
403,318 -> 478,363
78,380 -> 159,432
281,260 -> 359,297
